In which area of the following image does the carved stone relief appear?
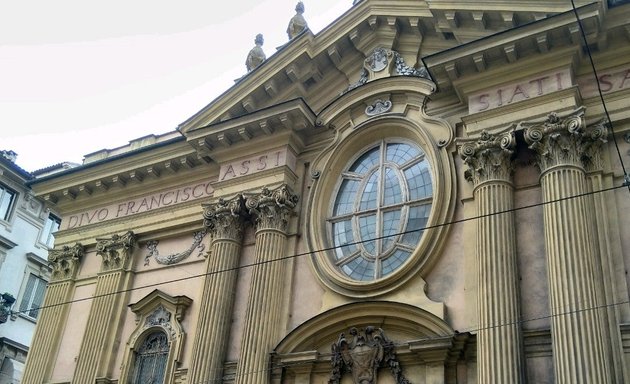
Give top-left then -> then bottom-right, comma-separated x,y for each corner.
96,231 -> 137,271
203,195 -> 248,241
365,99 -> 392,117
458,130 -> 516,185
245,184 -> 299,232
522,109 -> 608,172
346,48 -> 430,93
329,327 -> 410,384
144,230 -> 207,266
48,243 -> 84,281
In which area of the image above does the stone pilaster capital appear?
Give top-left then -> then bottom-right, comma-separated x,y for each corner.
458,130 -> 516,186
96,231 -> 137,271
202,194 -> 248,241
48,243 -> 84,281
245,184 -> 299,232
522,108 -> 607,172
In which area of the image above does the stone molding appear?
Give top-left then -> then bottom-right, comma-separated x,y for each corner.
245,184 -> 299,232
48,243 -> 84,281
202,194 -> 248,241
458,130 -> 516,186
96,231 -> 137,271
522,108 -> 607,172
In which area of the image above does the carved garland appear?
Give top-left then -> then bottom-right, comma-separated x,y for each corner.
144,231 -> 207,266
329,327 -> 410,384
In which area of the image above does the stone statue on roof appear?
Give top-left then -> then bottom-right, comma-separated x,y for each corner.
246,34 -> 266,72
287,1 -> 308,39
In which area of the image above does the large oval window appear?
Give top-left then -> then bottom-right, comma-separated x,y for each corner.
328,140 -> 433,281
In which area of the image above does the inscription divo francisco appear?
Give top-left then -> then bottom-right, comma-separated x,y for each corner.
63,181 -> 214,230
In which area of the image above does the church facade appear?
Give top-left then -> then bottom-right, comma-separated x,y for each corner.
22,0 -> 630,383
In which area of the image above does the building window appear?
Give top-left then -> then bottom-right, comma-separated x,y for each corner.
131,331 -> 169,384
41,214 -> 61,248
0,184 -> 16,221
328,141 -> 433,281
18,273 -> 47,320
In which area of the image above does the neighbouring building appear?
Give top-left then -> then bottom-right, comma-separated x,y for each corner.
21,0 -> 630,383
0,151 -> 65,384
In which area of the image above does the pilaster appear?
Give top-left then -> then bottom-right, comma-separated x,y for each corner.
458,130 -> 525,384
523,109 -> 611,383
21,244 -> 84,384
72,231 -> 137,384
234,184 -> 298,384
187,195 -> 248,384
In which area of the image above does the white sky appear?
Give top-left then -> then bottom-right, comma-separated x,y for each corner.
1,0 -> 351,172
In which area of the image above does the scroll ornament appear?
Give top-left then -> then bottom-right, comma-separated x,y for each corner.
48,243 -> 85,280
329,327 -> 410,384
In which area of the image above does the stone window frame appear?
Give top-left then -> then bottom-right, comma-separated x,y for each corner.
0,182 -> 17,223
120,290 -> 192,384
14,253 -> 51,322
306,116 -> 456,297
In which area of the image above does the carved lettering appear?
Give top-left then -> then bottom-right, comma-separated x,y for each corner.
218,148 -> 295,182
63,181 -> 214,230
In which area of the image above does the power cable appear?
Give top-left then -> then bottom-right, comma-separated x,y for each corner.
570,0 -> 630,189
8,182 -> 627,317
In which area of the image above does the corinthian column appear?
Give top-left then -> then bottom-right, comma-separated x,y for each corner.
72,231 -> 137,383
523,109 -> 611,383
234,185 -> 298,384
22,244 -> 84,384
459,131 -> 524,384
187,195 -> 248,384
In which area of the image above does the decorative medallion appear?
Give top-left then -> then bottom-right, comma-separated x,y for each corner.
144,230 -> 207,266
329,327 -> 410,384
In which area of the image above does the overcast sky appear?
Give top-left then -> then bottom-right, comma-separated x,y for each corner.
1,0 -> 350,172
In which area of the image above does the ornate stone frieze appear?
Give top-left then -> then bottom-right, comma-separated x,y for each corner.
96,231 -> 137,271
345,48 -> 430,93
203,195 -> 248,241
522,109 -> 608,172
329,327 -> 410,384
458,130 -> 516,186
245,184 -> 299,232
48,243 -> 84,281
144,230 -> 207,266
365,99 -> 392,116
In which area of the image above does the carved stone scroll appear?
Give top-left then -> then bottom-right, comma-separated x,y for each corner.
458,130 -> 516,186
365,99 -> 392,116
48,243 -> 84,281
245,184 -> 299,232
96,231 -> 136,271
329,327 -> 410,384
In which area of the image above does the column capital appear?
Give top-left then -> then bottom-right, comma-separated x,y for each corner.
96,231 -> 137,271
202,195 -> 248,241
245,184 -> 299,232
522,108 -> 607,172
48,243 -> 84,281
458,130 -> 516,186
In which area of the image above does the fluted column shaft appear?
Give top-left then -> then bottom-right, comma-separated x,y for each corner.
235,185 -> 298,384
187,197 -> 247,384
22,244 -> 84,384
524,110 -> 610,384
459,131 -> 524,384
72,231 -> 136,384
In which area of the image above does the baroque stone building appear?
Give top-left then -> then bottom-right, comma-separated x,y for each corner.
22,0 -> 630,383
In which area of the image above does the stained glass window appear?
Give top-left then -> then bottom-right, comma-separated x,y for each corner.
328,141 -> 432,281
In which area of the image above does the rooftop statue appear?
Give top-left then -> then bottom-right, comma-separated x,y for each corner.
287,2 -> 308,39
246,34 -> 266,72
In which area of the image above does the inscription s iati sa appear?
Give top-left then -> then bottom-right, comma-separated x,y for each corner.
63,181 -> 213,230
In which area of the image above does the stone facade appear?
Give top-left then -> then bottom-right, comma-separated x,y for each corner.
22,1 -> 630,383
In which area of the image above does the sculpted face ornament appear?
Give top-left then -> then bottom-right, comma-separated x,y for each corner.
329,327 -> 410,384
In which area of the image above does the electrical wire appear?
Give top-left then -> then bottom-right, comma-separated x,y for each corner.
570,0 -> 630,189
7,182 -> 626,317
